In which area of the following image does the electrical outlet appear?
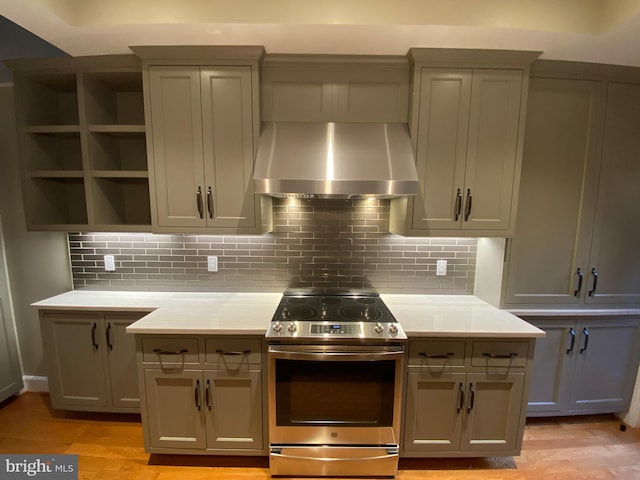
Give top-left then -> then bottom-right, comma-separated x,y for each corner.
207,256 -> 218,272
104,255 -> 115,272
436,259 -> 447,276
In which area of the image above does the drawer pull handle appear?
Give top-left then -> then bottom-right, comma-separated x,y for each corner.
106,322 -> 113,350
195,380 -> 201,411
467,383 -> 475,413
419,352 -> 455,359
482,352 -> 518,359
91,323 -> 99,350
153,348 -> 188,355
454,189 -> 462,221
216,349 -> 251,356
205,379 -> 212,410
574,268 -> 583,297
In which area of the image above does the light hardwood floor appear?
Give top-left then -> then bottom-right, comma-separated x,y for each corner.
1,393 -> 639,479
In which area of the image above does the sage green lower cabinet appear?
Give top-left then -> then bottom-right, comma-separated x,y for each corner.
525,316 -> 640,416
137,335 -> 265,455
40,311 -> 145,412
402,338 -> 533,457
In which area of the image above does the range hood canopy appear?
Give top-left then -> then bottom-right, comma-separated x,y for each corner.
254,122 -> 420,199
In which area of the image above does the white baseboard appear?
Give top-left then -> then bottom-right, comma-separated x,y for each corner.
21,375 -> 49,393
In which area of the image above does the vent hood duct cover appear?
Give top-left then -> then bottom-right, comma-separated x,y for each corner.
254,122 -> 420,198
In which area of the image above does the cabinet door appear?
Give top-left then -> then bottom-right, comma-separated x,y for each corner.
504,79 -> 603,305
463,70 -> 522,231
200,67 -> 256,229
403,371 -> 465,453
462,373 -> 525,452
0,298 -> 22,403
569,318 -> 640,412
148,66 -> 206,228
144,369 -> 206,449
203,369 -> 263,450
411,69 -> 471,231
104,314 -> 141,409
42,314 -> 109,409
525,318 -> 575,415
587,82 -> 640,304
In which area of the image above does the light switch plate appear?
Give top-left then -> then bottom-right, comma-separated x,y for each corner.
436,259 -> 447,276
104,255 -> 115,272
207,256 -> 218,272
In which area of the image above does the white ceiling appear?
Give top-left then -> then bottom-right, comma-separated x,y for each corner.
2,0 -> 640,66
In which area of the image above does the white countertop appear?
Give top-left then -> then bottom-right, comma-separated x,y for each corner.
32,290 -> 545,338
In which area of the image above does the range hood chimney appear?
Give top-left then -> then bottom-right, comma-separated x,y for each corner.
254,122 -> 420,199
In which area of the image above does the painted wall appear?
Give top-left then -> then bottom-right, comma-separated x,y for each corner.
0,86 -> 72,378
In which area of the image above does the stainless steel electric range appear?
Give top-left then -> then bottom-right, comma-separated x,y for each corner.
266,289 -> 406,477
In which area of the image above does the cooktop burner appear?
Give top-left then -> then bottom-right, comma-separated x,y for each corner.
267,288 -> 406,341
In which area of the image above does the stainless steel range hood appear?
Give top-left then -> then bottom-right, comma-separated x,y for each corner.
254,122 -> 420,198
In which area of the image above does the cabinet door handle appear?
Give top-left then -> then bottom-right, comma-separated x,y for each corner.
579,328 -> 590,354
419,352 -> 454,359
464,188 -> 472,221
196,186 -> 204,219
195,379 -> 201,410
106,322 -> 113,350
467,383 -> 475,413
91,322 -> 99,350
205,379 -> 212,410
574,268 -> 583,297
566,328 -> 576,355
215,349 -> 251,356
482,352 -> 518,359
456,382 -> 464,414
153,348 -> 188,355
588,268 -> 598,296
454,189 -> 462,221
207,186 -> 214,219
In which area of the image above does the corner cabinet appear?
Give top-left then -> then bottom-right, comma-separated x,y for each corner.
135,46 -> 272,234
7,56 -> 152,231
39,310 -> 148,412
136,335 -> 265,455
503,64 -> 640,306
390,49 -> 539,237
402,338 -> 534,458
523,316 -> 640,416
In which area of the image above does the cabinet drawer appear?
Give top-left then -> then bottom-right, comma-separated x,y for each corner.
471,341 -> 528,368
142,337 -> 200,365
408,340 -> 466,367
205,337 -> 262,367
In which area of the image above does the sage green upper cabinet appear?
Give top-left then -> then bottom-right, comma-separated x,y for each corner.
503,62 -> 640,306
586,82 -> 640,304
390,49 -> 539,237
261,55 -> 409,123
135,46 -> 272,234
504,77 -> 603,305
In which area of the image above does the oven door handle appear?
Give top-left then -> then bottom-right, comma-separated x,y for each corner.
268,347 -> 404,362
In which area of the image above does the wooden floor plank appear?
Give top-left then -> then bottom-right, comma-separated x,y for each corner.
1,393 -> 639,479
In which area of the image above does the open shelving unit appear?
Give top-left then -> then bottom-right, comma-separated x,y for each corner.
8,56 -> 152,231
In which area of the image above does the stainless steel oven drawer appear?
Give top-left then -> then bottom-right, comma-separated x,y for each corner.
270,445 -> 399,477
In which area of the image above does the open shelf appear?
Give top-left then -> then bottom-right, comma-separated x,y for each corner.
84,71 -> 145,126
23,131 -> 83,171
21,73 -> 79,126
88,130 -> 147,171
92,177 -> 151,226
27,177 -> 88,226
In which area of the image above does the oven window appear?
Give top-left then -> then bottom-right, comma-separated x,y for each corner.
275,359 -> 395,427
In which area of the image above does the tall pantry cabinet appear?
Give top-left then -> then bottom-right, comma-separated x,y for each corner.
503,62 -> 640,306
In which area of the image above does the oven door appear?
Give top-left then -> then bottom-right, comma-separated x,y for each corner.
268,344 -> 404,446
